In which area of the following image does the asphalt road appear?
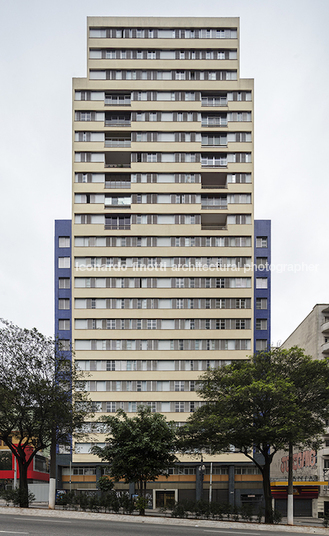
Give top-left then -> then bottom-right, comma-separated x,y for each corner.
0,514 -> 320,536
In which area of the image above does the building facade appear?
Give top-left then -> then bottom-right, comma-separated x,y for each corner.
271,304 -> 329,518
54,16 -> 271,507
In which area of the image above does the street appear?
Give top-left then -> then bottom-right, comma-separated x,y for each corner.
0,514 -> 323,536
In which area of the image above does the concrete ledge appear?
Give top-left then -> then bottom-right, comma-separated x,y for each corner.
0,506 -> 328,534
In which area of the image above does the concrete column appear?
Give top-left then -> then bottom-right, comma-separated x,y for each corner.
96,465 -> 102,495
196,466 -> 204,502
129,482 -> 135,497
228,465 -> 235,506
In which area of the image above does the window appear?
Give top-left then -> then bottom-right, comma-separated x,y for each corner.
59,278 -> 70,289
176,299 -> 184,309
59,237 -> 70,248
59,339 -> 70,351
256,339 -> 268,351
256,278 -> 268,289
256,237 -> 268,248
256,257 -> 268,269
59,320 -> 70,330
256,319 -> 267,330
58,257 -> 70,268
175,402 -> 185,412
59,299 -> 70,310
256,298 -> 267,310
147,319 -> 157,330
175,381 -> 185,392
107,360 -> 115,371
176,278 -> 184,288
107,402 -> 116,412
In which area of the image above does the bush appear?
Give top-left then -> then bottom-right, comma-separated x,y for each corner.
0,488 -> 35,507
78,493 -> 89,511
120,492 -> 135,514
171,501 -> 189,518
232,505 -> 240,521
240,503 -> 254,522
56,490 -> 77,510
88,494 -> 101,512
195,500 -> 211,519
272,509 -> 282,524
135,495 -> 148,515
209,502 -> 225,520
256,505 -> 264,523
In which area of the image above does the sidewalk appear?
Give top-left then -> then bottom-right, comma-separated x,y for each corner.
0,502 -> 328,534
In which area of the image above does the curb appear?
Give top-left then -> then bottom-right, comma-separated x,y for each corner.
0,506 -> 328,534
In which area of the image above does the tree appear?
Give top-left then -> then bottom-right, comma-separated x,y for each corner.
0,319 -> 92,508
178,348 -> 329,524
92,406 -> 178,514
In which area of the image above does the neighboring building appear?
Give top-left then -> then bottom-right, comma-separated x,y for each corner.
254,220 -> 271,352
54,16 -> 271,508
270,304 -> 329,518
0,441 -> 49,488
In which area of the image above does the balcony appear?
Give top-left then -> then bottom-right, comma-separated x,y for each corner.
105,139 -> 131,148
105,215 -> 131,230
105,173 -> 131,189
201,97 -> 227,107
201,157 -> 227,168
322,321 -> 329,334
105,152 -> 131,169
105,196 -> 131,209
105,180 -> 131,189
322,341 -> 329,355
105,113 -> 131,127
201,172 -> 227,189
201,213 -> 227,231
105,94 -> 131,106
201,117 -> 227,128
104,223 -> 131,230
201,196 -> 227,210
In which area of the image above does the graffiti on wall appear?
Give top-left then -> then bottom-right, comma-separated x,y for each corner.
280,450 -> 317,473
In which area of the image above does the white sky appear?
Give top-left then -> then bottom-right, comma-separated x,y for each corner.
0,0 -> 328,345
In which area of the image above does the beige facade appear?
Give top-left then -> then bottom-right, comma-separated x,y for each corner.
71,17 -> 254,466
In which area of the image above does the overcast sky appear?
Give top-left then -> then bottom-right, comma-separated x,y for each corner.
0,0 -> 328,345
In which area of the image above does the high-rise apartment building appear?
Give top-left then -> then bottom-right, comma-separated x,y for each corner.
55,17 -> 271,508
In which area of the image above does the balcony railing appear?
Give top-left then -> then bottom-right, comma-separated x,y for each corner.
201,159 -> 227,168
105,140 -> 131,148
105,204 -> 131,209
105,98 -> 131,106
201,202 -> 227,210
201,225 -> 227,230
201,98 -> 227,107
105,181 -> 131,189
201,119 -> 227,127
105,163 -> 131,168
105,120 -> 131,127
104,224 -> 131,230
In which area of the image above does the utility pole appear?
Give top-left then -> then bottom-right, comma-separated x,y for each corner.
287,442 -> 293,525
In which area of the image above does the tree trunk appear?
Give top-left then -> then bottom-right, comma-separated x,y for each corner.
48,431 -> 57,509
17,458 -> 29,508
262,456 -> 273,524
287,441 -> 294,525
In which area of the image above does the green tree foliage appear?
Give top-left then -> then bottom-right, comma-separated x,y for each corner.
179,348 -> 329,524
0,319 -> 92,508
92,406 -> 178,514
